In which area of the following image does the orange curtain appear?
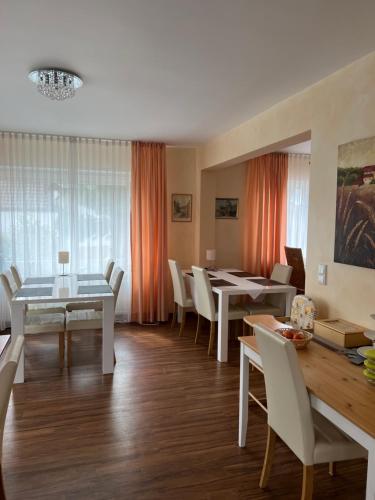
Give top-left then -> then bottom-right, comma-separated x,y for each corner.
243,153 -> 288,277
131,142 -> 168,323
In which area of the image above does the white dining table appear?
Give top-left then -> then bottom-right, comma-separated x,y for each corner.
185,268 -> 296,362
10,274 -> 115,383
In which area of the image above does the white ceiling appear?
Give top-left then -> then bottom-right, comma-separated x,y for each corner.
2,0 -> 375,144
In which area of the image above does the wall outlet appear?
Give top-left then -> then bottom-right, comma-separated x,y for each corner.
318,264 -> 327,285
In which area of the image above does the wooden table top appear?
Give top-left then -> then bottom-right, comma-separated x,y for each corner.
240,316 -> 375,439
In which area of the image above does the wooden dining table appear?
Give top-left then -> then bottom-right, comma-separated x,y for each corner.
238,315 -> 375,500
10,274 -> 115,383
185,269 -> 296,362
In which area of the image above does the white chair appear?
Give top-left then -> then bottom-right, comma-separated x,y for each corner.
192,266 -> 248,356
254,324 -> 366,499
0,335 -> 24,499
245,263 -> 293,317
65,267 -> 124,367
168,259 -> 195,337
0,273 -> 66,368
66,259 -> 115,312
104,259 -> 115,282
10,264 -> 65,315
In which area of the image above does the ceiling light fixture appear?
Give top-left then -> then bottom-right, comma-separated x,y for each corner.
28,68 -> 83,101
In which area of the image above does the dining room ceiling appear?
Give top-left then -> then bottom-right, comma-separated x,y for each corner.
2,0 -> 375,144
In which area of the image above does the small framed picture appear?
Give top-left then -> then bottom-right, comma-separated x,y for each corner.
172,193 -> 192,222
215,198 -> 239,219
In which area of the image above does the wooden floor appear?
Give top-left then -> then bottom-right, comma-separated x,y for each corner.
3,317 -> 367,499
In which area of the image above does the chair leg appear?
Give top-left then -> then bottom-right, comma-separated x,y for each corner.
195,314 -> 201,344
66,331 -> 72,368
179,308 -> 186,337
242,320 -> 247,336
259,425 -> 277,489
208,321 -> 216,356
171,303 -> 177,329
328,462 -> 336,477
302,465 -> 314,500
0,464 -> 6,500
59,332 -> 65,369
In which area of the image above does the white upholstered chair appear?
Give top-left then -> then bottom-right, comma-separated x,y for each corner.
65,259 -> 115,312
245,263 -> 293,317
0,273 -> 66,368
65,267 -> 124,367
10,264 -> 65,315
0,335 -> 24,499
168,259 -> 195,336
192,266 -> 248,356
254,324 -> 366,499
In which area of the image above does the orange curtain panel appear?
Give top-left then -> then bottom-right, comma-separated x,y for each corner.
243,153 -> 288,277
131,142 -> 168,323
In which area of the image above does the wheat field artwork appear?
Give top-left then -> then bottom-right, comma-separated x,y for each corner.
335,137 -> 375,269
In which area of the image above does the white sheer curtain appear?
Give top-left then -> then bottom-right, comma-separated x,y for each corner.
0,132 -> 131,329
286,153 -> 311,258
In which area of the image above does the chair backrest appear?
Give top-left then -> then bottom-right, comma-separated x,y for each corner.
191,266 -> 215,321
284,246 -> 306,292
0,335 -> 24,462
0,272 -> 18,306
266,263 -> 293,311
270,263 -> 293,284
109,267 -> 124,306
168,259 -> 188,307
10,265 -> 22,289
104,260 -> 115,282
254,324 -> 315,464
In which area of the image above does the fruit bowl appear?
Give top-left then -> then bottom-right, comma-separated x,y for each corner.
275,328 -> 313,350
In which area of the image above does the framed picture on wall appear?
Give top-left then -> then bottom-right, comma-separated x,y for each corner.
172,193 -> 192,222
334,136 -> 375,269
215,198 -> 239,219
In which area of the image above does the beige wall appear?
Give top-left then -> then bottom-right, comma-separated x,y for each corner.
166,147 -> 198,268
214,163 -> 247,268
198,51 -> 375,329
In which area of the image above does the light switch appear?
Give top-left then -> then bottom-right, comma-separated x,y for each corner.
318,264 -> 327,285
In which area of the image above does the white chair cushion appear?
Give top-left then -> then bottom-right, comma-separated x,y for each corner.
312,410 -> 366,463
66,310 -> 103,331
244,302 -> 283,316
25,313 -> 65,334
27,303 -> 66,315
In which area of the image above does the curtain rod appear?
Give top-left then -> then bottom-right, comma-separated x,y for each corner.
0,130 -> 131,144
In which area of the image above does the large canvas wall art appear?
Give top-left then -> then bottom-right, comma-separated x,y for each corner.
335,137 -> 375,269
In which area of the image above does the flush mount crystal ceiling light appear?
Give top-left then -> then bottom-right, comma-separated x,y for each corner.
28,68 -> 83,101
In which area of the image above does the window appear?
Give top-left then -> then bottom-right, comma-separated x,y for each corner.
0,133 -> 131,329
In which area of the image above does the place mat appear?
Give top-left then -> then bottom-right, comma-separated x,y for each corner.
247,278 -> 285,286
186,272 -> 215,278
227,271 -> 256,278
16,287 -> 53,297
24,276 -> 55,285
78,284 -> 112,295
210,279 -> 236,287
77,273 -> 105,281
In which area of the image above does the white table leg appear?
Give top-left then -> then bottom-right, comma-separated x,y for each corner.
11,302 -> 25,383
102,296 -> 115,375
217,292 -> 229,362
366,441 -> 375,500
239,343 -> 249,447
285,288 -> 296,316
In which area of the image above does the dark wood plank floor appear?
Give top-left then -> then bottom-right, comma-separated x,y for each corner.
3,317 -> 367,499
